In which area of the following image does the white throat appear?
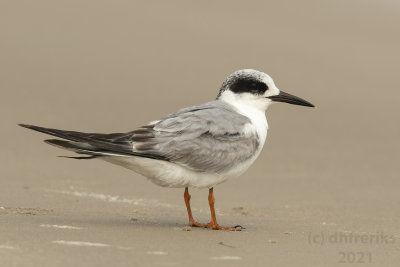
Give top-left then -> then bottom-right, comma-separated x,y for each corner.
218,90 -> 270,119
218,90 -> 269,148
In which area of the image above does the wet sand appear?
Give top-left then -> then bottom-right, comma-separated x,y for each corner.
1,1 -> 400,266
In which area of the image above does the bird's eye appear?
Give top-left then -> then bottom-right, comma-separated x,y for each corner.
251,82 -> 268,91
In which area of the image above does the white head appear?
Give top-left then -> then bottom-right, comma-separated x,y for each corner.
217,69 -> 314,112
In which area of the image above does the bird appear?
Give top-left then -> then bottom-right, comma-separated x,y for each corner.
19,69 -> 314,231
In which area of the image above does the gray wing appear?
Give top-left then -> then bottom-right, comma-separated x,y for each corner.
20,101 -> 259,173
131,101 -> 260,173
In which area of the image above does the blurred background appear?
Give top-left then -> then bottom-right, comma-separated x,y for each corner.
1,1 -> 399,266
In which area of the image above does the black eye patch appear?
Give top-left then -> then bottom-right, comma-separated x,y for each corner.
229,78 -> 268,95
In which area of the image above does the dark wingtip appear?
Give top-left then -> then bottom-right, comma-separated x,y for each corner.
19,124 -> 59,138
19,124 -> 47,132
18,123 -> 33,128
308,102 -> 316,108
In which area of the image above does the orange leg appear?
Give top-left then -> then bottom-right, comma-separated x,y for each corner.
205,188 -> 242,231
184,187 -> 207,227
184,187 -> 243,231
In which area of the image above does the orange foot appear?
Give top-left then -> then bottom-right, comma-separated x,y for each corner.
189,220 -> 208,228
191,222 -> 243,231
206,223 -> 244,231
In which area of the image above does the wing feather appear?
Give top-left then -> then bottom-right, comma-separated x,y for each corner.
20,101 -> 260,172
132,101 -> 260,173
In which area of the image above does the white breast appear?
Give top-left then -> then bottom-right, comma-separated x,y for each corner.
222,97 -> 269,176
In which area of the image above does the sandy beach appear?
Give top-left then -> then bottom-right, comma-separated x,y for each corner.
1,1 -> 400,266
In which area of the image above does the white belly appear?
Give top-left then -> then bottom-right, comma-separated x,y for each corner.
101,147 -> 264,189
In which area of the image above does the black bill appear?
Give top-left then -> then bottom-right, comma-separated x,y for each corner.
268,91 -> 314,107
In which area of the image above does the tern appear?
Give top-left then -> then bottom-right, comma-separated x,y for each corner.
20,69 -> 314,230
